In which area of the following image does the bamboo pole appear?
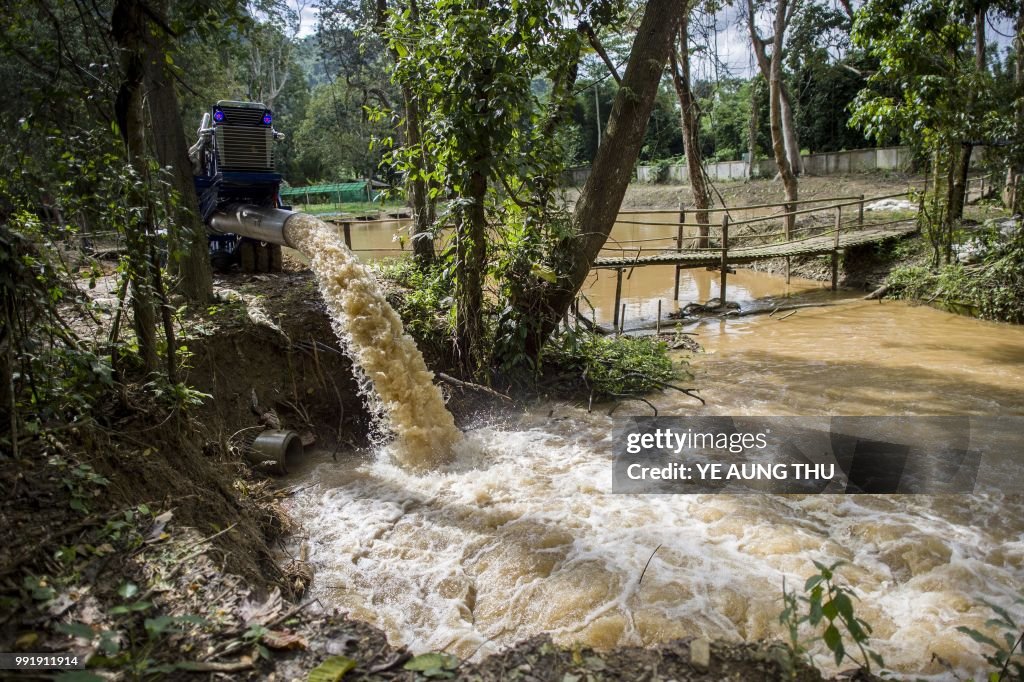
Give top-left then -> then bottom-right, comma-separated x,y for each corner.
674,205 -> 684,301
612,268 -> 624,330
831,206 -> 842,291
719,215 -> 729,305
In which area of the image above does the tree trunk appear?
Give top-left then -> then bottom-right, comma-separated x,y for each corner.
402,85 -> 435,266
747,0 -> 802,177
457,61 -> 490,376
764,0 -> 799,234
112,0 -> 159,374
950,142 -> 972,221
1007,11 -> 1024,213
143,5 -> 212,303
951,7 -> 986,222
524,0 -> 682,352
748,78 -> 760,180
670,14 -> 710,247
458,167 -> 487,375
780,87 -> 802,175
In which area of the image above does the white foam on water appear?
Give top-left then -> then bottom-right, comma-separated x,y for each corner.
282,227 -> 1024,679
286,407 -> 1023,679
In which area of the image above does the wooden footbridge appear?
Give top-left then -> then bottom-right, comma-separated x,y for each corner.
594,192 -> 919,329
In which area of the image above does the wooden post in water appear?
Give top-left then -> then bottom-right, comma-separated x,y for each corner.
831,206 -> 842,291
858,194 -> 865,229
612,268 -> 624,331
619,303 -> 626,334
656,299 -> 662,335
719,215 -> 729,306
674,205 -> 685,300
343,222 -> 352,250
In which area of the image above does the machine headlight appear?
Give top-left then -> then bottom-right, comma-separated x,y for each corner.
213,108 -> 225,122
263,111 -> 273,125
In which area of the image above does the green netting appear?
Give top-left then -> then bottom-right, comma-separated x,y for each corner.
280,181 -> 371,202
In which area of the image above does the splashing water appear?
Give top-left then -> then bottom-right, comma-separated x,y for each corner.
286,214 -> 462,468
284,294 -> 1024,680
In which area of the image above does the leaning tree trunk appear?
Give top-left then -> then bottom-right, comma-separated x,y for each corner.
143,6 -> 213,303
524,0 -> 682,353
670,13 -> 710,247
112,0 -> 159,374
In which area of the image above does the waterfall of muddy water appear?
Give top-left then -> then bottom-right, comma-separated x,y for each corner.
287,213 -> 1024,679
285,214 -> 462,468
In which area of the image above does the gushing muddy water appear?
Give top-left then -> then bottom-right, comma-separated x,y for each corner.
287,214 -> 1023,679
287,215 -> 461,468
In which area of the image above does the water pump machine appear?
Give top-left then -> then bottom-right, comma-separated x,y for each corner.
190,100 -> 303,271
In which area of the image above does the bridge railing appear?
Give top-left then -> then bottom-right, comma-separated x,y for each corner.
597,189 -> 922,324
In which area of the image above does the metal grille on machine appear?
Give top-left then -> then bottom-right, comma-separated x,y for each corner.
215,106 -> 274,172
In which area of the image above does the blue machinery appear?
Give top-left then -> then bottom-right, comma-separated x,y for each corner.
191,100 -> 302,271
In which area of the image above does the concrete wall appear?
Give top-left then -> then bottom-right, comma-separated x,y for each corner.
562,145 -> 983,186
634,146 -> 917,185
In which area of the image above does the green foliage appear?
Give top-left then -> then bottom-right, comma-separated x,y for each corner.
956,593 -> 1024,682
292,80 -> 393,182
543,330 -> 678,400
48,455 -> 111,514
403,652 -> 459,678
373,258 -> 455,348
886,227 -> 1024,323
697,78 -> 754,163
309,655 -> 359,681
885,264 -> 935,300
779,560 -> 884,675
0,209 -> 115,438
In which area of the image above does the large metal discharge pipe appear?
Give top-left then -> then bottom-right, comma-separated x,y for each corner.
208,203 -> 302,249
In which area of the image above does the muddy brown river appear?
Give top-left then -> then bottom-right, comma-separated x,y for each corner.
286,214 -> 1024,679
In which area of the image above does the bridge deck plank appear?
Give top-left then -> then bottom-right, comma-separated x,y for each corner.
593,225 -> 915,269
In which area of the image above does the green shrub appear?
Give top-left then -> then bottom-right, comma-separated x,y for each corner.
885,264 -> 935,300
885,229 -> 1024,323
543,330 -> 679,400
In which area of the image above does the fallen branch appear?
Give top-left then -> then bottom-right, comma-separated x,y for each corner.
864,284 -> 889,300
574,308 -> 605,334
607,396 -> 658,416
436,372 -> 512,401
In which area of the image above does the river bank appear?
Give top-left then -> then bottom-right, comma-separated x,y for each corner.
0,267 -> 862,681
4,222 -> 1022,680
